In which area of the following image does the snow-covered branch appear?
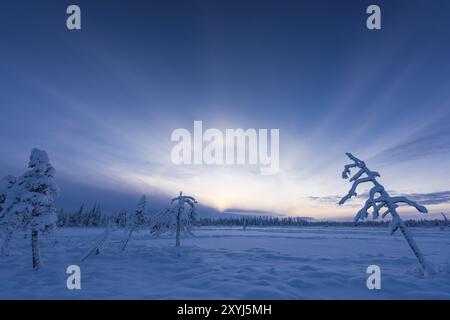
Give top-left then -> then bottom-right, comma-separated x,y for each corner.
339,153 -> 381,206
339,177 -> 372,205
390,197 -> 428,214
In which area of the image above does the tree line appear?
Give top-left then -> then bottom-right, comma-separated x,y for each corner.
56,206 -> 447,229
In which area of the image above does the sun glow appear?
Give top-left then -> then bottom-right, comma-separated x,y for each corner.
109,161 -> 353,218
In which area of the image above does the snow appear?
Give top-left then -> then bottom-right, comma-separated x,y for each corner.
0,226 -> 449,299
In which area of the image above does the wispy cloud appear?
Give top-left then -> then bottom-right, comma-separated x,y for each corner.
224,208 -> 288,217
370,113 -> 450,164
308,191 -> 450,207
396,191 -> 450,206
306,195 -> 366,208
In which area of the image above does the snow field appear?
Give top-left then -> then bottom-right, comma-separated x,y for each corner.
0,226 -> 449,299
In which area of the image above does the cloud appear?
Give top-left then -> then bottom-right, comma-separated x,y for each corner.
370,113 -> 450,164
224,208 -> 288,217
308,191 -> 450,207
308,195 -> 342,204
395,191 -> 450,206
306,194 -> 367,208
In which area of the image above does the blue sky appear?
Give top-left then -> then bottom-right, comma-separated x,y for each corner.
1,0 -> 450,218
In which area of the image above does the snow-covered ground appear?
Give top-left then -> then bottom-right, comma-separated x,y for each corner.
0,226 -> 449,299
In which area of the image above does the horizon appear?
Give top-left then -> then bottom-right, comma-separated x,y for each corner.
1,0 -> 450,220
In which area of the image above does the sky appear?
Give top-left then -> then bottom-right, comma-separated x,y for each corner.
1,0 -> 450,219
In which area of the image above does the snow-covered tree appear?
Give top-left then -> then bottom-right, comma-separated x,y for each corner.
114,210 -> 128,227
85,203 -> 101,227
339,153 -> 430,274
67,204 -> 83,226
150,192 -> 197,246
122,195 -> 148,251
0,149 -> 58,269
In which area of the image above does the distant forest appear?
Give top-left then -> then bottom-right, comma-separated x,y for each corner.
56,204 -> 449,228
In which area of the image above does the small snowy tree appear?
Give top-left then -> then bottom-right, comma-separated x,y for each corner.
73,204 -> 84,226
122,195 -> 148,251
339,153 -> 430,274
150,192 -> 197,246
86,203 -> 101,227
0,149 -> 58,269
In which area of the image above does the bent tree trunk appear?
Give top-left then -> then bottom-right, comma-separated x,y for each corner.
176,209 -> 181,247
81,226 -> 112,261
387,202 -> 430,275
398,218 -> 430,275
122,228 -> 134,251
31,228 -> 40,270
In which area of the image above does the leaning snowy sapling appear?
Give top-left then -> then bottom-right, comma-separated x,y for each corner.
81,221 -> 114,261
339,153 -> 430,274
122,195 -> 148,251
